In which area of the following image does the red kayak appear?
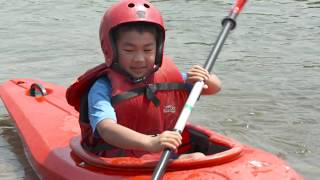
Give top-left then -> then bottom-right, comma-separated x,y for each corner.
0,78 -> 303,180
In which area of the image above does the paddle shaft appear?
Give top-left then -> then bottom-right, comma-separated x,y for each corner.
151,1 -> 247,179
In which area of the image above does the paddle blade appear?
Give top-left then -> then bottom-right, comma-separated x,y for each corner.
232,0 -> 248,14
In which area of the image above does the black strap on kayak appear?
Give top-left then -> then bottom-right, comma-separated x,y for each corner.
111,82 -> 190,107
29,83 -> 48,97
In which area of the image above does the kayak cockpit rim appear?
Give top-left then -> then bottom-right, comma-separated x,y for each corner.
70,123 -> 243,172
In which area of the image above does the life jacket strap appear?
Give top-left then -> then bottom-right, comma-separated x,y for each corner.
111,82 -> 190,106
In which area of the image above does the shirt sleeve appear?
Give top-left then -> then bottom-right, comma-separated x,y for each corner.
88,76 -> 117,134
181,72 -> 187,81
181,72 -> 193,90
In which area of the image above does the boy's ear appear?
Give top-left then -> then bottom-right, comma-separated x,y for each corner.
104,56 -> 113,67
107,57 -> 112,63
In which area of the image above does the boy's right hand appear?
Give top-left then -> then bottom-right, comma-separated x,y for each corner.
146,131 -> 182,153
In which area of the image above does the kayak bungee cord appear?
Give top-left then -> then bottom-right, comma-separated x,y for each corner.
151,0 -> 248,179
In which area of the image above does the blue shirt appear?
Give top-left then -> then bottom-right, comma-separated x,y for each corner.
88,73 -> 188,133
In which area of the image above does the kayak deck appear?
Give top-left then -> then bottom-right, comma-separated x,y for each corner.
0,78 -> 303,180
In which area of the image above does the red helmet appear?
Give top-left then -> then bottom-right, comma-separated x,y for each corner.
100,0 -> 165,69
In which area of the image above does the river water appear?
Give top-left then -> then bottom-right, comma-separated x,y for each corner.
0,0 -> 319,179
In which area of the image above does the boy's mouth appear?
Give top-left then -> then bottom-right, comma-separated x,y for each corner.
130,66 -> 148,76
131,66 -> 147,71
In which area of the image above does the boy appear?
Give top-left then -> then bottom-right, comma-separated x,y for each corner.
67,0 -> 221,158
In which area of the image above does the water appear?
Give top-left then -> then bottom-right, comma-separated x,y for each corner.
0,0 -> 319,179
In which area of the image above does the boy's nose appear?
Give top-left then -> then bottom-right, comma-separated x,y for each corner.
133,52 -> 145,62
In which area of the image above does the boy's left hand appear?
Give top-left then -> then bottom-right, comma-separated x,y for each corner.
186,65 -> 211,89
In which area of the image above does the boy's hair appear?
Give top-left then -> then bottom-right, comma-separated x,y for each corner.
112,22 -> 158,41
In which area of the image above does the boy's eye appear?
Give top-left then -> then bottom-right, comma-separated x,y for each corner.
144,49 -> 153,52
123,49 -> 134,52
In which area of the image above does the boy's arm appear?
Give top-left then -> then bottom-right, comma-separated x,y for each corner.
202,73 -> 221,95
96,120 -> 182,153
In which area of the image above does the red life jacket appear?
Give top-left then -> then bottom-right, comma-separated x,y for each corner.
66,57 -> 190,157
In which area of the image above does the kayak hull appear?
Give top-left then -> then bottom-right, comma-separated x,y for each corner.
0,79 -> 303,180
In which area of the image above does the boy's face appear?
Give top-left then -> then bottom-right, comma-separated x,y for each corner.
116,30 -> 156,79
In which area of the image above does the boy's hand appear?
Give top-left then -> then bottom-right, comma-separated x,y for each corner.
147,131 -> 182,153
187,65 -> 211,89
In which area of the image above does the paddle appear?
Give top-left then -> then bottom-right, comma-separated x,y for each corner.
151,0 -> 248,179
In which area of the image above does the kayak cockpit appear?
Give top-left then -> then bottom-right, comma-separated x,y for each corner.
70,123 -> 243,172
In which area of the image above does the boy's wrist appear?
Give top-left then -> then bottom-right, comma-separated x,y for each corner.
144,135 -> 159,152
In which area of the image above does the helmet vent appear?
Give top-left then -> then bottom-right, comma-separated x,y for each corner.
144,3 -> 150,8
128,3 -> 135,8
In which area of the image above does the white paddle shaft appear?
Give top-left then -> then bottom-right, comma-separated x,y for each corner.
174,81 -> 204,131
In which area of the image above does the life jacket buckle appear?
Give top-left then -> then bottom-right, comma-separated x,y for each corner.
145,84 -> 160,106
